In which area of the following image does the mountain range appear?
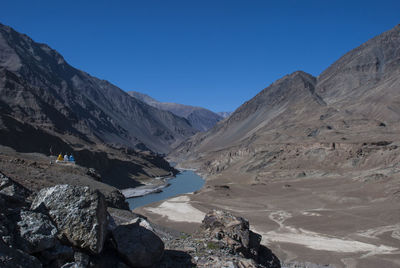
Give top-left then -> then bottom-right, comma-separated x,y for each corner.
162,24 -> 400,267
171,24 -> 400,173
128,91 -> 225,132
0,22 -> 198,186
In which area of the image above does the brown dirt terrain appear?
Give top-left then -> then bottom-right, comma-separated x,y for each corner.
137,142 -> 400,267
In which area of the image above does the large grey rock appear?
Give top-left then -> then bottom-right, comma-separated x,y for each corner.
31,184 -> 108,254
201,210 -> 280,268
0,239 -> 42,268
107,207 -> 152,230
201,210 -> 261,258
105,190 -> 129,210
111,222 -> 164,267
17,210 -> 57,253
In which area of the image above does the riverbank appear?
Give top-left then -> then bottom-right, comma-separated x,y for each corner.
121,183 -> 170,198
120,174 -> 171,199
121,165 -> 193,199
127,169 -> 205,210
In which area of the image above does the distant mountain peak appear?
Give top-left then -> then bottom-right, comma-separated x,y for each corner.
128,91 -> 223,132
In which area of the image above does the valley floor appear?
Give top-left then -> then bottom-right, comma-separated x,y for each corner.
135,165 -> 400,268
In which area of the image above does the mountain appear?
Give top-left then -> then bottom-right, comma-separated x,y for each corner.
0,22 -> 199,187
217,111 -> 231,118
166,25 -> 400,266
128,91 -> 223,132
0,23 -> 197,154
171,24 -> 400,171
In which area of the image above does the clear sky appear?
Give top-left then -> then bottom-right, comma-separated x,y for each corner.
1,1 -> 399,112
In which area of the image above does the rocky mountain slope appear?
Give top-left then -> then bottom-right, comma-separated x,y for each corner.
129,91 -> 223,131
171,23 -> 400,173
164,24 -> 400,267
0,23 -> 196,155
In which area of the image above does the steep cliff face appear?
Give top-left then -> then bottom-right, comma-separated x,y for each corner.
0,23 -> 196,154
129,91 -> 223,132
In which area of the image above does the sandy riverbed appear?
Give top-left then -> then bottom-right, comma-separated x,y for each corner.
135,168 -> 400,268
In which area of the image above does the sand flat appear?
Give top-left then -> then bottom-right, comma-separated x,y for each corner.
144,195 -> 206,223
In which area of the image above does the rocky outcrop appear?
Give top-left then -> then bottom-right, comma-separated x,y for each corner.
159,210 -> 281,268
31,185 -> 108,254
0,172 -> 167,267
201,210 -> 262,260
199,210 -> 280,267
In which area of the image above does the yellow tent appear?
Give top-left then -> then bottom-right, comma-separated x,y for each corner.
57,154 -> 63,161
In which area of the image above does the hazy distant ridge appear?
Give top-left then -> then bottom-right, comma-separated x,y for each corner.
128,91 -> 224,131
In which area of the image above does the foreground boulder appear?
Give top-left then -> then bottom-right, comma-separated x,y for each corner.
108,207 -> 165,267
201,210 -> 262,259
31,184 -> 108,254
158,209 -> 281,267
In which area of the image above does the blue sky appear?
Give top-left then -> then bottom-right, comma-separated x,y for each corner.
1,1 -> 399,112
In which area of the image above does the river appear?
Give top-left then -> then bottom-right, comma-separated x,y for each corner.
127,170 -> 205,210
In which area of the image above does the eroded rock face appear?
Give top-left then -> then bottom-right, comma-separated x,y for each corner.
31,184 -> 108,254
17,210 -> 58,253
111,222 -> 164,267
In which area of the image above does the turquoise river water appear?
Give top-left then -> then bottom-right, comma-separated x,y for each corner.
127,170 -> 205,210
